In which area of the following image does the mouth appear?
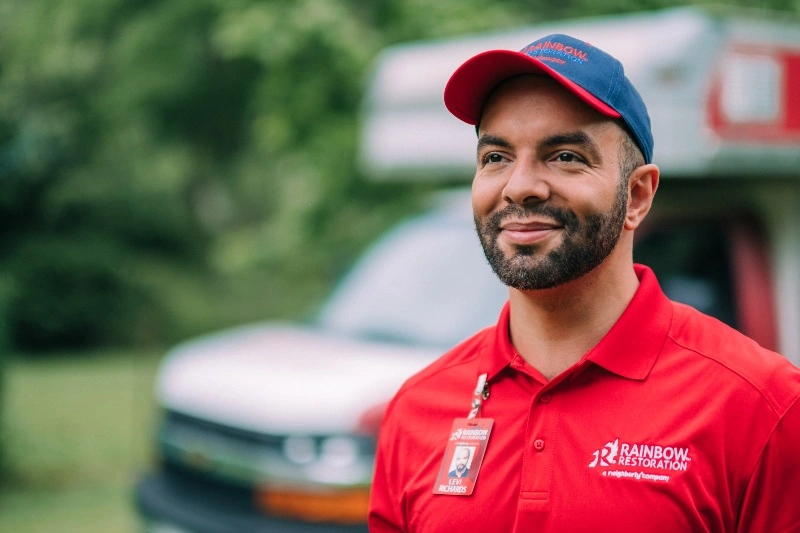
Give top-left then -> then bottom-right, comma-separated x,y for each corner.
499,220 -> 563,246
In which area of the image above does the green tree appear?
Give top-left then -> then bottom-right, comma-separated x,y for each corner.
0,0 -> 797,352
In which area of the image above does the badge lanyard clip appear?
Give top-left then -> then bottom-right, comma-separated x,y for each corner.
467,373 -> 490,419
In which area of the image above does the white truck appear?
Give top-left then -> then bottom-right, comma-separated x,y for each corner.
135,7 -> 800,532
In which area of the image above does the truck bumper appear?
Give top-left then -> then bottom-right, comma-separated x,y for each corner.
135,469 -> 369,533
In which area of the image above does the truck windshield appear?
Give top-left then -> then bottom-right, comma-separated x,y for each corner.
316,213 -> 508,350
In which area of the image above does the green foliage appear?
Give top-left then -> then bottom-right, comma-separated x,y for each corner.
0,349 -> 163,530
0,0 -> 798,352
6,236 -> 164,349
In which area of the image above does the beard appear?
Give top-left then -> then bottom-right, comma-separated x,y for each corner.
474,179 -> 628,291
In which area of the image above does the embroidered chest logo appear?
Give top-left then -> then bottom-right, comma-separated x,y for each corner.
588,438 -> 692,483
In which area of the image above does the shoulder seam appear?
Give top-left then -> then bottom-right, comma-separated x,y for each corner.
393,350 -> 484,402
382,332 -> 493,422
665,333 -> 787,416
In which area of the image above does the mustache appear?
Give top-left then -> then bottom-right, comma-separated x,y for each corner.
485,203 -> 578,230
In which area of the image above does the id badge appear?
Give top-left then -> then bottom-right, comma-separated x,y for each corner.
432,417 -> 494,496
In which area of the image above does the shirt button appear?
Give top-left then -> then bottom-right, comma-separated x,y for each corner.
533,439 -> 545,451
539,393 -> 552,404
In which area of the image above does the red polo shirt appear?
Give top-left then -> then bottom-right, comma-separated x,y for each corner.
369,265 -> 800,532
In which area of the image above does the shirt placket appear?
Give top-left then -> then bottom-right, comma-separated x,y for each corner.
518,387 -> 558,509
511,361 -> 585,531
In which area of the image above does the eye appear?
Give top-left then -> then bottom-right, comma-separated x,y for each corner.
482,152 -> 507,165
552,151 -> 585,164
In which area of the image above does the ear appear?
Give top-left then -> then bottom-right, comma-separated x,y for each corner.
624,163 -> 660,231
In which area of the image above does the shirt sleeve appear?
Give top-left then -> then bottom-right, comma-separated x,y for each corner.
368,401 -> 407,532
736,397 -> 800,532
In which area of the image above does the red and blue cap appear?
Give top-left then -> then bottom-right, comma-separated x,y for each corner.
444,33 -> 654,163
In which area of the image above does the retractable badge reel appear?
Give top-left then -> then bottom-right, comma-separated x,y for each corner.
432,373 -> 494,496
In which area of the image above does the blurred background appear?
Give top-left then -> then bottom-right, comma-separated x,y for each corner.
1,0 -> 798,531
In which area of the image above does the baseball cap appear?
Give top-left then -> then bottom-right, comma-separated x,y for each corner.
444,33 -> 653,163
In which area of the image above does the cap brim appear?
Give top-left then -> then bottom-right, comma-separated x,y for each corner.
444,49 -> 621,125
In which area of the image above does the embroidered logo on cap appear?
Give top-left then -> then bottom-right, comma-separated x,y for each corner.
522,40 -> 589,65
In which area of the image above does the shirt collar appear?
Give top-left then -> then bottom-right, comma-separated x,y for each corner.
480,264 -> 673,382
584,264 -> 672,380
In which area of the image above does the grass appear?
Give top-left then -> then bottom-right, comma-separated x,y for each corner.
0,259 -> 339,532
0,348 -> 165,532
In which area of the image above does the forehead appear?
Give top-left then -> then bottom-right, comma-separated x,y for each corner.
479,75 -> 622,142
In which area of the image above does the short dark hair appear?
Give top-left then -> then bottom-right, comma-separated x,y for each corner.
618,126 -> 645,181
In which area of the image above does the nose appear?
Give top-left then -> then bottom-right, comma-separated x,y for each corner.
501,159 -> 551,205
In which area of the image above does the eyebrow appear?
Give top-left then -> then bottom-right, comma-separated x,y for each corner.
539,131 -> 602,162
476,134 -> 512,156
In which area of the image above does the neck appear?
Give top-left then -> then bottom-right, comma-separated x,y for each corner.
507,253 -> 640,380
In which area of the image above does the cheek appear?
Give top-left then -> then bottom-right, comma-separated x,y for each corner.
471,175 -> 503,217
551,181 -> 613,217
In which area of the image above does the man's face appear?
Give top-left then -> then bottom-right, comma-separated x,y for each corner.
472,75 -> 629,291
455,448 -> 470,472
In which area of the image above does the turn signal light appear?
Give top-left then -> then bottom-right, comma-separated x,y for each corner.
255,486 -> 370,524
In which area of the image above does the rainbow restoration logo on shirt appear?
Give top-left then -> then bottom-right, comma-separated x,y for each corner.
588,438 -> 692,483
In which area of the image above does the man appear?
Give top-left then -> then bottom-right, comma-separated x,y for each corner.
448,446 -> 471,478
369,33 -> 800,532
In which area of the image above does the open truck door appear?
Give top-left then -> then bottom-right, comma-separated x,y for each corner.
360,6 -> 800,366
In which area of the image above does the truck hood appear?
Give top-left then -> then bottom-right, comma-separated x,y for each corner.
156,323 -> 441,435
